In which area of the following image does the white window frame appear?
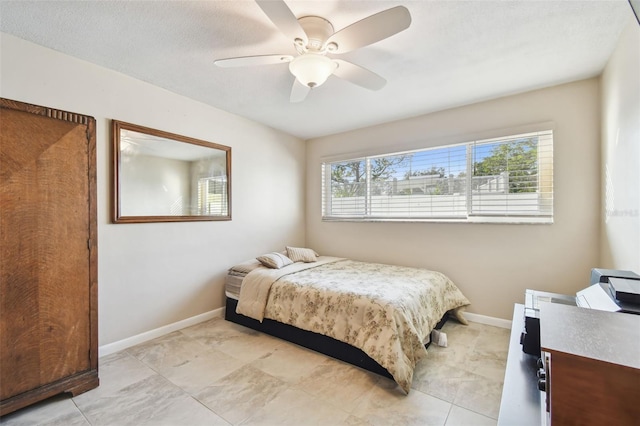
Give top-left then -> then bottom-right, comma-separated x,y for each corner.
321,130 -> 553,224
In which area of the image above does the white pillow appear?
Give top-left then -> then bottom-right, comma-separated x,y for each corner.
286,246 -> 319,263
228,259 -> 262,274
256,252 -> 294,269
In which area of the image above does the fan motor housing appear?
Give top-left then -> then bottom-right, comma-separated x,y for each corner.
298,16 -> 334,51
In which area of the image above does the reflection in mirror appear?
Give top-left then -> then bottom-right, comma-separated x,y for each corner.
112,121 -> 231,223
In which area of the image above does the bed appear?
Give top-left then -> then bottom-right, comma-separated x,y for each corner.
224,248 -> 470,393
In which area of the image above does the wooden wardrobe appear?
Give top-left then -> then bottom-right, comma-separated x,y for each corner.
0,98 -> 98,415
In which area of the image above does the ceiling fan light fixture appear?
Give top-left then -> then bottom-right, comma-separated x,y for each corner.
289,53 -> 337,88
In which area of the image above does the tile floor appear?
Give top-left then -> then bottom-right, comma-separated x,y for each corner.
1,317 -> 510,426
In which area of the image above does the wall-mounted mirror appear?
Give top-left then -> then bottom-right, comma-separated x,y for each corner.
112,120 -> 231,223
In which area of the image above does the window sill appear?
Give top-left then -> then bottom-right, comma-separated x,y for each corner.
321,216 -> 554,225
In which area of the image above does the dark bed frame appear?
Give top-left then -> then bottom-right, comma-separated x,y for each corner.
224,297 -> 448,379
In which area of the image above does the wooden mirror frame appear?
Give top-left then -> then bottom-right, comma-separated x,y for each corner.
112,120 -> 231,223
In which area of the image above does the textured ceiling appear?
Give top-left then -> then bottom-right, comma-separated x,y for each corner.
0,1 -> 633,139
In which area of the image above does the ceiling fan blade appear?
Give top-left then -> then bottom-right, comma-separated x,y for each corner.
214,54 -> 293,68
290,79 -> 311,103
332,59 -> 386,91
326,6 -> 411,54
256,0 -> 308,45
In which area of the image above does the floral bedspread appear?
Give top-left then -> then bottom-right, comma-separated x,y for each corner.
252,258 -> 470,393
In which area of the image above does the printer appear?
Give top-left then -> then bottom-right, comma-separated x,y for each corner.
579,268 -> 640,314
520,268 -> 640,356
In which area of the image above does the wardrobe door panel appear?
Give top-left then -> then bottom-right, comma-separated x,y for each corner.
0,99 -> 97,415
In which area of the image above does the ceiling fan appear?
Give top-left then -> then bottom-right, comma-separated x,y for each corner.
214,1 -> 411,102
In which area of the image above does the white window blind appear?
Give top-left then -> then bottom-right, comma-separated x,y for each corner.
197,176 -> 228,215
322,130 -> 553,223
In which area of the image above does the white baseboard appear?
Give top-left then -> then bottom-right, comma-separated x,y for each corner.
99,307 -> 509,358
463,311 -> 512,329
99,307 -> 225,358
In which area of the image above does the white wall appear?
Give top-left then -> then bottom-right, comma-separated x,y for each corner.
0,33 -> 306,346
600,18 -> 640,273
120,155 -> 191,216
307,79 -> 601,320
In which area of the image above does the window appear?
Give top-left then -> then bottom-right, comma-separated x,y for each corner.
322,130 -> 553,223
197,176 -> 228,215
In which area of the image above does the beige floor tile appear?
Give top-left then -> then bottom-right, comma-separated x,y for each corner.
125,328 -> 247,394
241,387 -> 351,426
465,348 -> 508,382
472,327 -> 510,360
126,330 -> 211,369
343,414 -> 372,425
179,317 -> 259,346
453,372 -> 503,419
445,405 -> 497,426
424,340 -> 471,367
440,321 -> 482,347
159,348 -> 247,394
75,374 -> 227,425
1,319 -> 509,426
73,352 -> 156,402
138,394 -> 231,426
248,340 -> 329,384
194,365 -> 289,425
351,381 -> 452,426
0,394 -> 88,426
181,318 -> 286,363
426,323 -> 480,367
412,361 -> 469,403
294,357 -> 383,413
